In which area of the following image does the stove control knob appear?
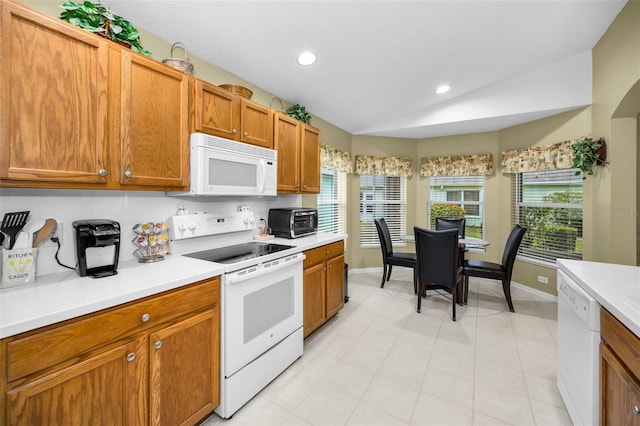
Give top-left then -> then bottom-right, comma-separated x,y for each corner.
178,222 -> 187,231
188,222 -> 196,230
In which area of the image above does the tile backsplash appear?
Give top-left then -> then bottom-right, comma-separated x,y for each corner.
0,188 -> 301,276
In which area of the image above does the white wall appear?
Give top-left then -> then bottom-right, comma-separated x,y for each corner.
0,189 -> 301,277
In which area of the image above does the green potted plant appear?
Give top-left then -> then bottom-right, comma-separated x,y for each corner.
286,103 -> 312,124
571,136 -> 607,179
60,1 -> 151,56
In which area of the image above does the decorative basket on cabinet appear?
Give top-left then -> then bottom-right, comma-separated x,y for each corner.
162,42 -> 194,74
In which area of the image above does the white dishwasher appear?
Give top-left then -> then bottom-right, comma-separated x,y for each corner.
557,269 -> 601,426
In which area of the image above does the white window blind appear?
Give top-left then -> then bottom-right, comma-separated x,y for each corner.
359,175 -> 406,247
317,167 -> 347,234
512,169 -> 583,264
428,175 -> 485,239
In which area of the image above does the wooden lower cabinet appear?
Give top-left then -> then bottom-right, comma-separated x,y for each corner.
1,277 -> 221,426
326,254 -> 345,318
8,338 -> 146,426
303,240 -> 345,338
149,310 -> 219,426
600,308 -> 640,426
303,262 -> 327,337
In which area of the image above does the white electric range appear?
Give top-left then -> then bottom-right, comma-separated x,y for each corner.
169,210 -> 304,419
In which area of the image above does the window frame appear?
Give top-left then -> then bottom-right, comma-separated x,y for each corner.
359,174 -> 407,248
427,175 -> 486,240
513,169 -> 583,266
317,167 -> 347,235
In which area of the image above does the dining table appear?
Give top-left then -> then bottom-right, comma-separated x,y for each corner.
400,234 -> 490,249
401,234 -> 490,304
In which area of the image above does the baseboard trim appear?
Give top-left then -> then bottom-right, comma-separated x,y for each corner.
349,267 -> 558,302
511,281 -> 558,302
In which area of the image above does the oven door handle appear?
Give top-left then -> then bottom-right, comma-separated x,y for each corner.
226,254 -> 305,285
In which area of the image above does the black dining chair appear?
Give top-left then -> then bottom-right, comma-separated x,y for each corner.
462,224 -> 527,312
374,218 -> 417,294
414,227 -> 464,321
435,218 -> 466,238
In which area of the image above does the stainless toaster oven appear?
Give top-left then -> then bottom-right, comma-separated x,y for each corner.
268,208 -> 317,239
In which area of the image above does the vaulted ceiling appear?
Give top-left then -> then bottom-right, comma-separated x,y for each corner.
106,0 -> 627,139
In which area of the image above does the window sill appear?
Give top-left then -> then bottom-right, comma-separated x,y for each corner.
515,255 -> 558,269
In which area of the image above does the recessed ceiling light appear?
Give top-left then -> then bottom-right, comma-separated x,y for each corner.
297,51 -> 317,66
436,85 -> 451,94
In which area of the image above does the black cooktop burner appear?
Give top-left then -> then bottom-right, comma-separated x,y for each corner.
184,242 -> 294,264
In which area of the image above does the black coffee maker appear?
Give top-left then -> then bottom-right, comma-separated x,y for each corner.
72,219 -> 121,278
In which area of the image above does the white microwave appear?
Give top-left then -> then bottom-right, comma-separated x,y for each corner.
171,133 -> 278,197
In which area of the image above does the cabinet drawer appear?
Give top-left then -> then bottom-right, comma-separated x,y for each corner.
601,308 -> 640,378
303,241 -> 344,268
304,246 -> 326,268
6,277 -> 220,382
325,240 -> 344,258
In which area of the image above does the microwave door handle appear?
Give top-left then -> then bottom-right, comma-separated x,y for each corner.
258,159 -> 266,193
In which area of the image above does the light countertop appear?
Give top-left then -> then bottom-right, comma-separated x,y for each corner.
557,259 -> 640,337
0,232 -> 346,339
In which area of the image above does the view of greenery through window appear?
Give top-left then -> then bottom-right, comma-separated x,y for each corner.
514,169 -> 583,263
428,176 -> 485,239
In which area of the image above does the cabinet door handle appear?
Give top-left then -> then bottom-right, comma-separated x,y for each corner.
232,129 -> 237,134
323,267 -> 326,271
633,405 -> 640,416
303,184 -> 307,189
124,170 -> 132,178
243,131 -> 249,137
141,313 -> 150,322
154,341 -> 163,350
127,352 -> 136,362
98,168 -> 107,177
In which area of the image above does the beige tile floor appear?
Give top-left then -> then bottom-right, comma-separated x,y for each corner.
203,271 -> 573,426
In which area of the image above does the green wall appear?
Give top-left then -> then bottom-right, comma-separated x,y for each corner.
23,0 -> 640,296
591,0 -> 640,266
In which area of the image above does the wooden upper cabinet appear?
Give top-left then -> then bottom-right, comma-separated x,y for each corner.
273,112 -> 320,194
274,113 -> 301,192
239,99 -> 273,148
0,1 -> 109,184
115,50 -> 189,189
191,79 -> 240,139
190,80 -> 273,149
300,124 -> 320,193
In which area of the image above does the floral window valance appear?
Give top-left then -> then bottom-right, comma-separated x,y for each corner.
420,153 -> 495,177
501,140 -> 574,173
320,144 -> 353,174
355,155 -> 413,177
